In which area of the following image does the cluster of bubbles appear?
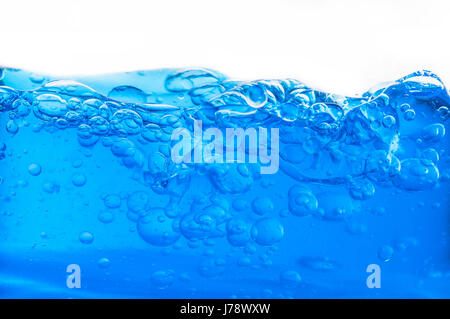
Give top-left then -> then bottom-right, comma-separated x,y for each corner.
1,67 -> 449,288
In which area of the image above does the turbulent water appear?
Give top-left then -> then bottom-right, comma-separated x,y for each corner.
0,67 -> 449,298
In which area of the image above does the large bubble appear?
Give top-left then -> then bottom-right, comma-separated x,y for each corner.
288,185 -> 318,216
137,208 -> 180,246
251,218 -> 284,246
394,158 -> 439,190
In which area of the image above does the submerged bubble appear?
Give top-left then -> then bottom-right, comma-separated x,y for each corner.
28,163 -> 42,176
226,218 -> 251,247
72,173 -> 87,187
251,218 -> 284,246
288,185 -> 318,216
150,270 -> 175,289
404,109 -> 416,121
251,197 -> 274,216
437,106 -> 449,120
97,258 -> 111,269
348,179 -> 375,200
34,94 -> 68,120
98,211 -> 114,224
180,205 -> 227,241
43,181 -> 59,193
79,231 -> 94,244
127,191 -> 149,213
111,138 -> 135,157
420,123 -> 445,144
141,124 -> 162,142
103,194 -> 121,209
137,208 -> 180,246
377,245 -> 394,262
394,158 -> 439,190
110,109 -> 143,135
382,115 -> 396,128
72,159 -> 83,168
365,150 -> 401,183
6,120 -> 18,134
13,99 -> 31,117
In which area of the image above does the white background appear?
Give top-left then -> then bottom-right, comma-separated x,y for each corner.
1,0 -> 449,95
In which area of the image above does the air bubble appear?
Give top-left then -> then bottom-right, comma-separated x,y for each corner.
420,123 -> 445,144
98,211 -> 114,224
288,185 -> 318,216
404,109 -> 416,121
251,218 -> 284,246
103,194 -> 121,209
127,191 -> 149,213
137,208 -> 180,246
377,245 -> 394,262
110,109 -> 143,135
72,173 -> 87,187
251,197 -> 274,216
150,270 -> 175,289
6,120 -> 18,134
79,231 -> 94,244
28,163 -> 42,176
97,258 -> 111,269
382,115 -> 396,128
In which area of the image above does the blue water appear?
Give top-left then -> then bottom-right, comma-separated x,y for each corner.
0,67 -> 448,298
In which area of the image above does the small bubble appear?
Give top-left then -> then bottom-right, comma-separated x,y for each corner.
103,194 -> 121,209
288,185 -> 318,216
437,106 -> 449,120
97,257 -> 111,268
6,120 -> 19,134
127,191 -> 149,213
404,109 -> 416,121
72,159 -> 83,168
42,181 -> 59,193
72,173 -> 87,187
400,103 -> 410,112
137,208 -> 180,246
377,245 -> 394,262
98,211 -> 114,224
28,163 -> 42,176
251,218 -> 284,246
382,115 -> 396,128
79,231 -> 94,244
151,270 -> 175,289
252,197 -> 274,216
